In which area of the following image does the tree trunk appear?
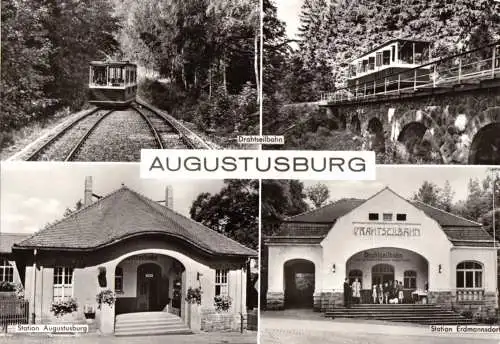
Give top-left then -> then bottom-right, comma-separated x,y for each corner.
208,66 -> 212,100
254,33 -> 260,103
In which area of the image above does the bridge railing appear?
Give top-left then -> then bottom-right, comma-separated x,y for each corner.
320,41 -> 500,104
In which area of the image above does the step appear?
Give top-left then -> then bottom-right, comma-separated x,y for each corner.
115,328 -> 193,337
116,317 -> 182,325
115,322 -> 187,331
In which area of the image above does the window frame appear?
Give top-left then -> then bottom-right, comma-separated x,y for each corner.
382,213 -> 393,221
368,213 -> 379,221
0,258 -> 14,283
403,270 -> 417,289
215,269 -> 229,297
396,213 -> 407,221
456,261 -> 483,289
53,267 -> 74,302
115,266 -> 123,293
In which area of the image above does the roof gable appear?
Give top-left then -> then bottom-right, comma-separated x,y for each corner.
15,187 -> 255,257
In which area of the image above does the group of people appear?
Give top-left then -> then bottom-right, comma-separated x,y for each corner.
343,278 -> 406,307
372,280 -> 404,304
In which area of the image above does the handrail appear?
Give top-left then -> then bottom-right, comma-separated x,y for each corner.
320,40 -> 500,103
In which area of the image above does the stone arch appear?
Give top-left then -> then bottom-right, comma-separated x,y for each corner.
283,259 -> 315,309
350,115 -> 361,134
394,110 -> 444,163
365,117 -> 385,154
468,122 -> 500,164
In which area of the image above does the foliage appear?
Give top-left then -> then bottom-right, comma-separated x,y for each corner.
214,295 -> 232,312
63,200 -> 84,217
51,299 -> 78,317
190,179 -> 259,250
186,287 -> 202,305
0,281 -> 16,292
96,289 -> 116,309
306,183 -> 330,208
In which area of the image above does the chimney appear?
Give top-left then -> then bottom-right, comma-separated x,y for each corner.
84,176 -> 93,206
165,185 -> 173,209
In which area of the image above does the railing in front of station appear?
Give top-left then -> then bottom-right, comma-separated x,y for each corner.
320,41 -> 500,104
456,288 -> 485,302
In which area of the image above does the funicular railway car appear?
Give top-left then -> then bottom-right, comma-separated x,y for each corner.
88,61 -> 137,107
347,39 -> 432,95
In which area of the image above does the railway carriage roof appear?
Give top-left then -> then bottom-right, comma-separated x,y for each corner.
14,186 -> 256,257
350,38 -> 431,63
268,187 -> 496,247
90,61 -> 136,67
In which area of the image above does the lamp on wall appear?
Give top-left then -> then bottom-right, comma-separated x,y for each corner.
438,264 -> 442,273
332,263 -> 336,273
197,272 -> 203,281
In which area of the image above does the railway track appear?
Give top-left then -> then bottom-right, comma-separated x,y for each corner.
12,100 -> 211,162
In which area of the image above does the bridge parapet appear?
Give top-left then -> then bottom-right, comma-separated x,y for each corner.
320,41 -> 500,105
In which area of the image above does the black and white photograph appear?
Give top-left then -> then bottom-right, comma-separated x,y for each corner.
262,0 -> 500,165
260,166 -> 500,343
0,163 -> 258,343
1,0 -> 260,161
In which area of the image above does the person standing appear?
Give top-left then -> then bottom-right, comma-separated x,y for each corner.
377,283 -> 383,304
352,278 -> 361,304
372,284 -> 377,304
343,278 -> 351,308
383,281 -> 389,304
398,281 -> 404,304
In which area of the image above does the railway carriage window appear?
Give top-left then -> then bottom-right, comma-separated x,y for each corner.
92,66 -> 107,86
357,61 -> 363,74
376,52 -> 382,67
368,56 -> 375,70
362,60 -> 368,73
392,46 -> 395,62
383,50 -> 391,65
456,261 -> 482,289
383,213 -> 393,221
368,213 -> 379,221
396,213 -> 407,221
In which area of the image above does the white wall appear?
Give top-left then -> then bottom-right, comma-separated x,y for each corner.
450,247 -> 497,293
321,188 -> 452,292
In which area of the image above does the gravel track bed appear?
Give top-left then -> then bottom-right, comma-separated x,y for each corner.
139,108 -> 188,149
72,110 -> 159,161
29,110 -> 106,161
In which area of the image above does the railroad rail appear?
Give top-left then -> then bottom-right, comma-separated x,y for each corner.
320,41 -> 500,104
7,100 -> 212,161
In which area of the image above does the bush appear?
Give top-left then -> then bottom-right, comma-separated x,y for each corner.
461,310 -> 473,319
0,281 -> 16,292
96,289 -> 116,309
51,299 -> 77,317
214,295 -> 232,312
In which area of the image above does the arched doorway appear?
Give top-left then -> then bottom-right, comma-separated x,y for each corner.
114,253 -> 185,316
367,117 -> 385,154
284,259 -> 315,308
346,248 -> 428,304
137,263 -> 162,311
468,123 -> 500,164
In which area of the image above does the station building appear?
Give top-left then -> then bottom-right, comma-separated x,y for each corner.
0,233 -> 29,286
265,187 -> 498,317
11,178 -> 256,334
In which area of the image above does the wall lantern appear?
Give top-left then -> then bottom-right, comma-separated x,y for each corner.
332,264 -> 336,273
197,272 -> 203,281
438,264 -> 442,274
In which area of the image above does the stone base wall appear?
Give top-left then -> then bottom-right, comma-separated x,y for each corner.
200,308 -> 247,332
451,292 -> 498,319
428,291 -> 453,311
266,292 -> 284,310
247,309 -> 258,331
316,292 -> 344,312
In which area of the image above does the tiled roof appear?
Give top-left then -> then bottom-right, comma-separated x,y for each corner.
269,190 -> 495,247
15,187 -> 256,257
0,233 -> 30,254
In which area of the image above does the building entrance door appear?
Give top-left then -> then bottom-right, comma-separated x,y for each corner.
371,264 -> 395,285
137,263 -> 161,312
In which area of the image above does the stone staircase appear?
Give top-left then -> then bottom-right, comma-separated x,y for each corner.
114,312 -> 192,336
324,304 -> 477,325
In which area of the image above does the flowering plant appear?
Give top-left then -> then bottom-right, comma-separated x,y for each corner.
50,298 -> 78,317
214,295 -> 232,312
185,287 -> 202,305
96,289 -> 116,309
0,281 -> 16,292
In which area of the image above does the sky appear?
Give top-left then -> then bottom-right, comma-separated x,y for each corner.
275,0 -> 303,39
0,163 -> 224,235
303,165 -> 496,204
